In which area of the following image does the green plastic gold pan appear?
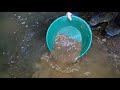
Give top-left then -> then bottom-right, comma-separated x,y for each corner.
46,15 -> 92,57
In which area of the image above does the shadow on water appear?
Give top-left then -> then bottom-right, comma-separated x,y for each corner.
0,12 -> 120,78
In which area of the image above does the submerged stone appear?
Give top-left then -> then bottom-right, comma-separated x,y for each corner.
105,22 -> 120,37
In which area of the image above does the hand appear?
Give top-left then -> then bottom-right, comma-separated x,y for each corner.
66,12 -> 72,21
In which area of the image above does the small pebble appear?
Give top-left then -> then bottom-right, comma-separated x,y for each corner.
36,22 -> 39,24
114,54 -> 119,58
3,52 -> 5,55
11,61 -> 14,64
21,22 -> 25,24
20,19 -> 24,21
16,56 -> 19,58
26,25 -> 28,27
97,26 -> 101,29
32,25 -> 35,26
14,14 -> 16,16
102,39 -> 106,42
84,72 -> 91,75
18,16 -> 21,19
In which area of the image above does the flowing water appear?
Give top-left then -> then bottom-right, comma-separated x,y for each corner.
32,34 -> 117,78
32,34 -> 82,78
0,12 -> 120,78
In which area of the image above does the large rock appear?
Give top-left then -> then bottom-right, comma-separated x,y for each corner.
105,22 -> 120,37
89,12 -> 118,26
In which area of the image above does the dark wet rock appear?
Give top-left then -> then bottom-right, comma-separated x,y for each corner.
89,12 -> 118,26
70,12 -> 119,37
102,39 -> 106,42
72,12 -> 80,16
88,12 -> 120,38
114,13 -> 120,27
105,22 -> 120,37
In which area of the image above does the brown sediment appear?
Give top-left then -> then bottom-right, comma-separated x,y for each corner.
32,34 -> 83,78
53,34 -> 82,65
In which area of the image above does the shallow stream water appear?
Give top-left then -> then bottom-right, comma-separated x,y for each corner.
0,12 -> 120,78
